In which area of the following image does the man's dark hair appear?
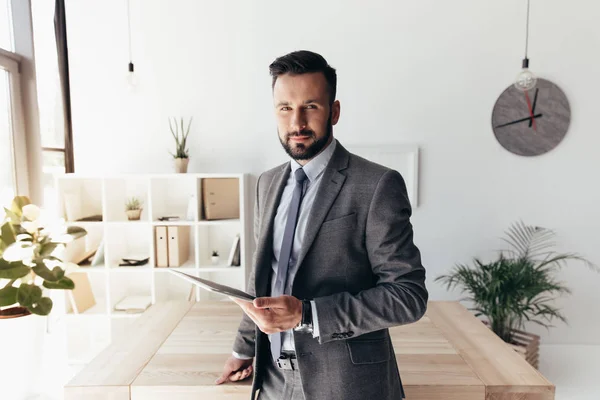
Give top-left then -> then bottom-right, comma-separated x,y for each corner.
269,50 -> 337,105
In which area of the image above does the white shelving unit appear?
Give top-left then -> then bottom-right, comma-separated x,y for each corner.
54,173 -> 251,364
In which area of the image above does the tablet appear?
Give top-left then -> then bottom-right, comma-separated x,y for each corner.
168,269 -> 255,301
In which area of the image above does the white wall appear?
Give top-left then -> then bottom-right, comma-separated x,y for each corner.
64,0 -> 600,345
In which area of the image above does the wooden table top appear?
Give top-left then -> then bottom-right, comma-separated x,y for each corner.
65,300 -> 554,400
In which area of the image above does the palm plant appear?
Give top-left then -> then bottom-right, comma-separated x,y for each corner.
435,220 -> 597,344
169,117 -> 192,159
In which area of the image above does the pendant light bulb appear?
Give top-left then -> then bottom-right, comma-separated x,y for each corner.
515,0 -> 537,91
514,58 -> 537,91
126,62 -> 138,91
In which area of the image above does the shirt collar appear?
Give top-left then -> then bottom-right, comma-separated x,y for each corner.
290,138 -> 337,182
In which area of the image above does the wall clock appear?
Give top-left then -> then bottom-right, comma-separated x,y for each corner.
491,78 -> 571,157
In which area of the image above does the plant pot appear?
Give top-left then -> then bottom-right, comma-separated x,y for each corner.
483,321 -> 540,369
0,306 -> 31,319
0,309 -> 47,398
211,256 -> 220,265
126,209 -> 143,221
175,157 -> 189,173
508,328 -> 540,369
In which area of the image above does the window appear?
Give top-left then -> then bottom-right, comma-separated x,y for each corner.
0,0 -> 13,51
32,0 -> 72,209
0,1 -> 27,207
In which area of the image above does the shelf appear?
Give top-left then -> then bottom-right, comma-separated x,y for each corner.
197,219 -> 240,226
106,221 -> 150,226
151,220 -> 195,226
110,266 -> 152,271
75,266 -> 108,272
111,309 -> 148,319
198,265 -> 243,272
65,299 -> 108,318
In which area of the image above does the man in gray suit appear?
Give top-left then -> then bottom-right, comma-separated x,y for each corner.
216,50 -> 428,399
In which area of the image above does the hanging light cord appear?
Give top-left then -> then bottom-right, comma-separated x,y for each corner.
127,0 -> 134,68
524,0 -> 530,59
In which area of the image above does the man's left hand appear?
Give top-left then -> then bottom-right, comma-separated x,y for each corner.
231,295 -> 302,334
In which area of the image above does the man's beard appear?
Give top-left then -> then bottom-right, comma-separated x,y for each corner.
279,115 -> 333,161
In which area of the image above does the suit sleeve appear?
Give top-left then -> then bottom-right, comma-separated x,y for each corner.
313,170 -> 428,344
231,174 -> 262,357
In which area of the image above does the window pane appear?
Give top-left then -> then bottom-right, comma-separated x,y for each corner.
0,0 -> 12,51
32,0 -> 65,149
0,68 -> 15,207
42,150 -> 65,214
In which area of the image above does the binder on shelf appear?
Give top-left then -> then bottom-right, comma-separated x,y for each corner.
201,178 -> 240,220
155,226 -> 169,267
167,225 -> 190,267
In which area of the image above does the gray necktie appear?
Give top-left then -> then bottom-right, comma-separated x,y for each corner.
270,168 -> 308,362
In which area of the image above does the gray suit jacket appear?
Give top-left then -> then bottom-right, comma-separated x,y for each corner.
233,141 -> 428,400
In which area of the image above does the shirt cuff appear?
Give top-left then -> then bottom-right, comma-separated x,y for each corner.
310,300 -> 320,339
232,351 -> 253,360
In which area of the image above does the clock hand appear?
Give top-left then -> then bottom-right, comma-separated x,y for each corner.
529,88 -> 539,128
495,113 -> 543,129
525,90 -> 537,131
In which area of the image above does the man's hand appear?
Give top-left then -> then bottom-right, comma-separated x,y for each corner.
215,356 -> 253,384
231,296 -> 302,334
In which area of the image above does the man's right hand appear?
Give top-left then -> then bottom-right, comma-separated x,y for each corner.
215,356 -> 254,384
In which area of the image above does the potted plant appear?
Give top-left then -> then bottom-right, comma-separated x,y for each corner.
435,220 -> 597,368
125,196 -> 143,221
169,116 -> 192,173
0,195 -> 86,318
211,250 -> 220,265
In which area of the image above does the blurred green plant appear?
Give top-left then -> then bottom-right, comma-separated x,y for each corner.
169,116 -> 192,159
0,196 -> 86,316
125,196 -> 143,211
435,220 -> 597,343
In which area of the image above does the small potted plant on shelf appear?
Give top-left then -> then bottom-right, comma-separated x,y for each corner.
435,220 -> 597,369
169,116 -> 192,173
125,196 -> 143,221
0,195 -> 87,318
211,250 -> 220,265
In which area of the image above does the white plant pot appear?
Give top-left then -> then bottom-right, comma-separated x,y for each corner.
211,256 -> 220,265
175,158 -> 189,173
0,314 -> 48,399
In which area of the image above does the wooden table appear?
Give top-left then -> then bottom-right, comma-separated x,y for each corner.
64,301 -> 554,400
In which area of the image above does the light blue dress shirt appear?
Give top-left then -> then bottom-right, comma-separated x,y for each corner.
233,139 -> 337,359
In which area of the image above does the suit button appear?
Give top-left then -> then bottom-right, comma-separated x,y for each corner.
347,331 -> 354,337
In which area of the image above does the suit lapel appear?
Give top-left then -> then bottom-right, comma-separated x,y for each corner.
293,143 -> 350,274
254,163 -> 290,297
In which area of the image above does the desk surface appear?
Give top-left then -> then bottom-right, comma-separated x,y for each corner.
64,300 -> 554,400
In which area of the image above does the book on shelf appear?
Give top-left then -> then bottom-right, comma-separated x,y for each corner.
113,295 -> 152,313
227,234 -> 241,267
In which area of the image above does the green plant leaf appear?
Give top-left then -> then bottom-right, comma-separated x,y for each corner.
43,276 -> 75,290
0,286 -> 18,307
29,297 -> 53,315
17,283 -> 42,307
4,207 -> 20,224
52,266 -> 65,280
1,221 -> 16,247
32,261 -> 60,282
0,259 -> 31,279
66,225 -> 87,240
10,196 -> 31,216
40,242 -> 59,257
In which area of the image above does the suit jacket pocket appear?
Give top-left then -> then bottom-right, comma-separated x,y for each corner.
347,338 -> 390,365
319,213 -> 357,234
